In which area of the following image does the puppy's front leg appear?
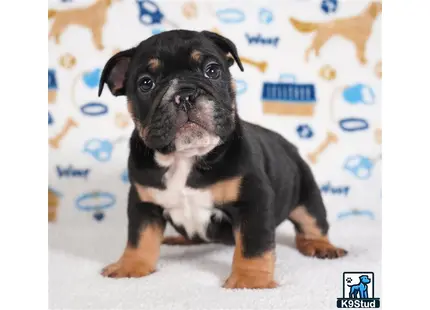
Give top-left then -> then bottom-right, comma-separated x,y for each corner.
223,176 -> 278,289
101,185 -> 166,278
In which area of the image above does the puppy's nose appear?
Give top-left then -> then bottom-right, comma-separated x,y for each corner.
174,88 -> 197,111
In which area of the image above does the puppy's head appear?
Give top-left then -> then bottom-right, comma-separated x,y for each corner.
99,30 -> 243,157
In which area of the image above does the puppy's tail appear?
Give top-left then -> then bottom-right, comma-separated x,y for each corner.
290,17 -> 319,33
48,9 -> 57,19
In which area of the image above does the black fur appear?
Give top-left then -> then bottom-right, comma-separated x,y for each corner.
99,30 -> 330,258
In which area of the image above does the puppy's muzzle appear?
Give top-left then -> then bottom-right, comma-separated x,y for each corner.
173,87 -> 202,112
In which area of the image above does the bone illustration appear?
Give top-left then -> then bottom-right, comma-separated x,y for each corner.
240,57 -> 268,73
49,118 -> 78,149
308,131 -> 338,164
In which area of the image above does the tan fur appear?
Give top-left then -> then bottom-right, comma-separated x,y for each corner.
209,177 -> 242,204
134,177 -> 242,206
134,183 -> 156,204
290,2 -> 382,64
48,0 -> 116,50
224,231 -> 277,289
290,206 -> 347,258
289,205 -> 325,240
101,224 -> 164,278
148,58 -> 160,71
190,50 -> 202,62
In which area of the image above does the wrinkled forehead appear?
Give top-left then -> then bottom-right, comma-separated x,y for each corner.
129,36 -> 224,76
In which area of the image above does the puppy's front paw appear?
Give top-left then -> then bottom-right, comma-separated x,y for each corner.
223,272 -> 278,289
101,261 -> 155,278
296,236 -> 348,259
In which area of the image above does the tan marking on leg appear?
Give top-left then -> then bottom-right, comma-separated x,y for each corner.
190,50 -> 202,62
208,177 -> 242,204
148,58 -> 160,71
134,183 -> 156,204
290,206 -> 348,259
101,224 -> 164,278
289,205 -> 324,239
223,231 -> 277,289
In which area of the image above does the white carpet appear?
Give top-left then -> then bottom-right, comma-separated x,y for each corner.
49,218 -> 381,310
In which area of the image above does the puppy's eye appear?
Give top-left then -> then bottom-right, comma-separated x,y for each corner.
204,63 -> 221,79
137,76 -> 155,92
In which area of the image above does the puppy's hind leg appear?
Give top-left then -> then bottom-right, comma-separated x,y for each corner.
289,160 -> 347,259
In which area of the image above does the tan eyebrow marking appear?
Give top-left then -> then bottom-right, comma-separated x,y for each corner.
148,58 -> 160,71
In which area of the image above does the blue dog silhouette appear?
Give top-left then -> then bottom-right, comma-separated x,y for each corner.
348,275 -> 371,298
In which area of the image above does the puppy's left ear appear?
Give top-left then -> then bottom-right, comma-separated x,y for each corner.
201,31 -> 244,72
98,47 -> 136,97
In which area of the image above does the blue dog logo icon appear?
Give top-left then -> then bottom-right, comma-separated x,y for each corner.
347,275 -> 371,299
337,272 -> 380,308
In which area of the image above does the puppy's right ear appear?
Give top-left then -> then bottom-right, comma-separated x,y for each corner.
98,48 -> 136,97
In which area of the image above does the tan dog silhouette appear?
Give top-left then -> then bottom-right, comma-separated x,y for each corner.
48,0 -> 117,50
290,2 -> 382,65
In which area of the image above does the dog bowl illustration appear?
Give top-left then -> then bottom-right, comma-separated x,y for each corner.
137,0 -> 164,25
80,102 -> 108,116
343,155 -> 375,180
216,8 -> 245,24
75,191 -> 116,221
262,82 -> 317,116
83,139 -> 113,162
343,83 -> 375,105
82,68 -> 101,89
48,69 -> 58,104
337,209 -> 375,220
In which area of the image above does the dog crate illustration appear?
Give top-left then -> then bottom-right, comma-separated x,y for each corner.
48,69 -> 58,104
262,82 -> 317,116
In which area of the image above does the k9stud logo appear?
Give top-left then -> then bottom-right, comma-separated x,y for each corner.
337,272 -> 380,308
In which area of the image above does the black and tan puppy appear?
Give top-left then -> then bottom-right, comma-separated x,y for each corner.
98,30 -> 347,289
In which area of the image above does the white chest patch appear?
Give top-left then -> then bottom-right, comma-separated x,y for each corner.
152,153 -> 220,239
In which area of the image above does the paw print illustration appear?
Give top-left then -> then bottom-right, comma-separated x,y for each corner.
346,277 -> 353,283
